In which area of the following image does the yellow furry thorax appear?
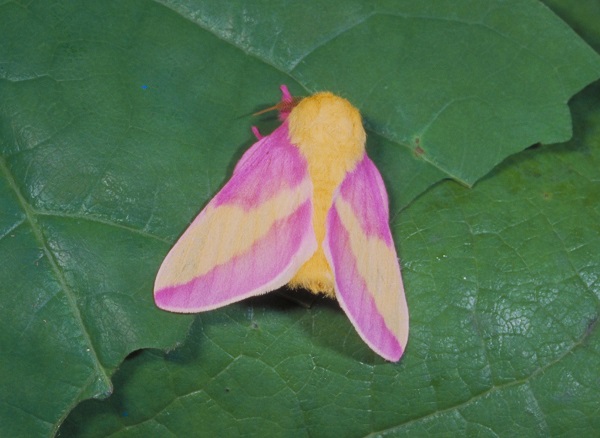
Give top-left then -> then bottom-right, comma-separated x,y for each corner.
286,92 -> 366,298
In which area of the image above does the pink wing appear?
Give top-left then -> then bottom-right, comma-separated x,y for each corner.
323,155 -> 408,361
154,121 -> 317,312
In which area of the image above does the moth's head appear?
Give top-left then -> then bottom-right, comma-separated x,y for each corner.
288,92 -> 366,156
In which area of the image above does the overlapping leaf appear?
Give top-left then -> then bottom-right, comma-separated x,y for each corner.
60,75 -> 600,438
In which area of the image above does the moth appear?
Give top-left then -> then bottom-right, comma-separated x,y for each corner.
154,86 -> 408,361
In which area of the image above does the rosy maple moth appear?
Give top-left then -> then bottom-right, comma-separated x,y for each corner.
154,85 -> 409,361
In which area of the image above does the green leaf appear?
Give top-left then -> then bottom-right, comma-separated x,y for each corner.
60,77 -> 600,436
159,0 -> 600,186
1,0 -> 599,436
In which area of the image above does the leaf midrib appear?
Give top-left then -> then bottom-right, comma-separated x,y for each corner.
0,155 -> 112,398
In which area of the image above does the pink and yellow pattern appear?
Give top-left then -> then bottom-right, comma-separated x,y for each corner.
324,155 -> 408,361
154,86 -> 409,361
